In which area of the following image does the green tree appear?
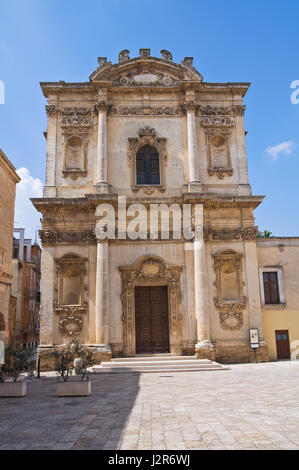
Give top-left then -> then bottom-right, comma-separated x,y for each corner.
257,230 -> 272,238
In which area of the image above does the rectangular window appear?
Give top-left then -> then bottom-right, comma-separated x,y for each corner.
263,271 -> 280,304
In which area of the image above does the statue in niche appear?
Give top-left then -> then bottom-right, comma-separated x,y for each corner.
210,135 -> 228,168
65,136 -> 84,170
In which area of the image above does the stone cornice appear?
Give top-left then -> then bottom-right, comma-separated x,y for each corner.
32,193 -> 264,212
0,149 -> 20,183
40,80 -> 250,98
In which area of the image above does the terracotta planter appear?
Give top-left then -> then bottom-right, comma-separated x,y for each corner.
0,381 -> 27,397
57,380 -> 91,396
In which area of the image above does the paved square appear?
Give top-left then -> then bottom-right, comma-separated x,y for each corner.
0,361 -> 299,450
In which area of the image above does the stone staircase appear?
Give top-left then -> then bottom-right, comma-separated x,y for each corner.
91,354 -> 229,374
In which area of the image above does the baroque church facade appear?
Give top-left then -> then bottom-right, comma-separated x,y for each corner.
32,49 -> 270,368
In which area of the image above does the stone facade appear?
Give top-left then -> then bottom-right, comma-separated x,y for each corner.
32,49 -> 269,368
0,149 -> 20,346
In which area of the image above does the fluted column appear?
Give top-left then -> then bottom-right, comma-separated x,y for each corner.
185,102 -> 200,184
194,240 -> 216,360
94,101 -> 110,186
95,239 -> 110,345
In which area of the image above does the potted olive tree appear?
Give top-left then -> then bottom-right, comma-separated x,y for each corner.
0,346 -> 34,397
55,340 -> 94,396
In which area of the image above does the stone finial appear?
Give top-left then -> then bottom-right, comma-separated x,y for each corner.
139,48 -> 151,57
160,50 -> 172,62
119,50 -> 130,63
98,57 -> 107,67
183,57 -> 193,67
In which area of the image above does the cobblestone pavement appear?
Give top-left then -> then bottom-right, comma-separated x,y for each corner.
0,361 -> 299,450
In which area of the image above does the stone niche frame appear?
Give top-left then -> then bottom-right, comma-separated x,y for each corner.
119,256 -> 183,356
61,116 -> 93,180
54,254 -> 88,337
204,128 -> 233,179
128,126 -> 168,194
212,250 -> 247,331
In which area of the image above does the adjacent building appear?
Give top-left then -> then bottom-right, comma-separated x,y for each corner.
0,149 -> 20,346
11,229 -> 41,348
257,237 -> 299,361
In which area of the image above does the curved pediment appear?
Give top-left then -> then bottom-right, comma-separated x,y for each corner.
90,50 -> 203,86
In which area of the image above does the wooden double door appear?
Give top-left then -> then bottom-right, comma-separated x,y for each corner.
135,286 -> 170,354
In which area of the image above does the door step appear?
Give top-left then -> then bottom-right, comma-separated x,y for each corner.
91,356 -> 229,374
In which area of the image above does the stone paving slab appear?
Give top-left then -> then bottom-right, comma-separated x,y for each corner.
0,361 -> 299,450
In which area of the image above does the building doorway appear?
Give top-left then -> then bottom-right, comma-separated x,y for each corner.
135,286 -> 170,354
275,330 -> 290,360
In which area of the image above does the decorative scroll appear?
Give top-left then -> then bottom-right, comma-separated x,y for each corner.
212,250 -> 247,331
59,316 -> 83,337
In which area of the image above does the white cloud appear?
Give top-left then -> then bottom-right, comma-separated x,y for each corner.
266,140 -> 295,160
14,167 -> 43,242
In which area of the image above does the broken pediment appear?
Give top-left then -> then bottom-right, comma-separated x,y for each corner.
89,49 -> 203,85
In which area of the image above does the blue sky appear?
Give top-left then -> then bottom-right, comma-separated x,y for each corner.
0,0 -> 299,238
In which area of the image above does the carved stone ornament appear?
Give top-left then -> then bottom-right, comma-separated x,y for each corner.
59,316 -> 83,337
198,104 -> 245,117
212,250 -> 247,331
128,127 -> 168,194
181,100 -> 199,113
232,105 -> 246,116
208,167 -> 233,179
45,106 -> 93,117
61,117 -> 93,128
90,54 -> 204,83
111,105 -> 181,116
54,301 -> 88,315
119,256 -> 183,356
204,226 -> 258,241
61,107 -> 92,117
115,71 -> 178,87
160,49 -> 173,62
94,100 -> 112,114
39,230 -> 96,246
45,105 -> 60,116
200,116 -> 234,127
214,297 -> 247,331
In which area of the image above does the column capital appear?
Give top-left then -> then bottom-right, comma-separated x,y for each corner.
45,105 -> 60,116
181,100 -> 199,114
94,100 -> 112,114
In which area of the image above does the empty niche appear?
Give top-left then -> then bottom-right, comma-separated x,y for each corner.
210,135 -> 228,168
65,136 -> 84,170
220,262 -> 239,300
